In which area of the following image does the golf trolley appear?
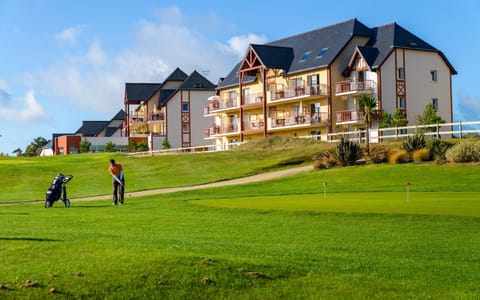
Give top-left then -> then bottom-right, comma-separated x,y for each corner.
45,174 -> 73,208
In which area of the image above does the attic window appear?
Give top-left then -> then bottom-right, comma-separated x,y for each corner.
408,40 -> 418,46
194,83 -> 202,88
316,48 -> 328,59
299,51 -> 311,62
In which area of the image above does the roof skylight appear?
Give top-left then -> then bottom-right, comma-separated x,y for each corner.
299,51 -> 311,62
316,48 -> 328,59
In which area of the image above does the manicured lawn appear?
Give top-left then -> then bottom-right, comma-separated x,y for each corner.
1,143 -> 479,299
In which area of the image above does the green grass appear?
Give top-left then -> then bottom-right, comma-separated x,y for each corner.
1,138 -> 480,299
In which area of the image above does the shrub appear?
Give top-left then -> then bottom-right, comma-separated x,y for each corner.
412,148 -> 431,162
388,148 -> 410,164
312,150 -> 337,169
80,139 -> 91,153
368,145 -> 387,163
445,140 -> 480,162
402,133 -> 426,152
136,141 -> 149,152
104,141 -> 116,152
428,139 -> 453,162
334,138 -> 363,167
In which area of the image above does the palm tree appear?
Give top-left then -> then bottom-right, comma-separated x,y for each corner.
359,93 -> 378,155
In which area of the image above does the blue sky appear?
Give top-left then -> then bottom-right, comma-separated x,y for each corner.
0,0 -> 478,154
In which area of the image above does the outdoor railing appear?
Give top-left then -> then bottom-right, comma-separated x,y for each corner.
335,80 -> 375,95
270,84 -> 328,101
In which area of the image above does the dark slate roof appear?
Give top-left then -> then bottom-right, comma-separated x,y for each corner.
365,23 -> 457,74
250,44 -> 294,70
179,71 -> 216,90
75,121 -> 110,136
218,18 -> 372,88
160,89 -> 177,106
104,124 -> 122,137
163,67 -> 188,82
217,18 -> 456,89
111,109 -> 125,121
125,83 -> 161,103
267,18 -> 372,74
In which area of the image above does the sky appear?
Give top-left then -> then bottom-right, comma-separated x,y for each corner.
0,0 -> 479,154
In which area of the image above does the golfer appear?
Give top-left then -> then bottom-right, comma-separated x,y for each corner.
109,159 -> 125,206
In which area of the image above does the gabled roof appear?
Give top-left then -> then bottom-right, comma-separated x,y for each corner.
365,22 -> 457,74
218,18 -> 456,89
178,70 -> 216,91
250,44 -> 294,70
111,109 -> 125,121
75,121 -> 110,136
163,67 -> 188,83
125,83 -> 161,103
159,89 -> 177,106
218,18 -> 373,88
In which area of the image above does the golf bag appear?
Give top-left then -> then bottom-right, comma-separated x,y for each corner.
45,173 -> 73,208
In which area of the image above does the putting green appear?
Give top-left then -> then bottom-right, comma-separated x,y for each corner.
193,192 -> 480,217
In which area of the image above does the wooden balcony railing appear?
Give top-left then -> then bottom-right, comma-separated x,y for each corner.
335,80 -> 375,95
270,112 -> 329,128
204,98 -> 239,114
204,124 -> 239,137
271,84 -> 328,101
336,110 -> 364,123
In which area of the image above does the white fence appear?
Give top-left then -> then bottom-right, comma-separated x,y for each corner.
324,121 -> 480,143
127,121 -> 480,156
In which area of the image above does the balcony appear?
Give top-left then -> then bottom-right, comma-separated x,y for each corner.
204,124 -> 239,138
336,110 -> 364,124
243,120 -> 264,132
129,113 -> 146,124
270,112 -> 329,129
270,84 -> 328,102
204,97 -> 239,115
243,93 -> 264,107
148,112 -> 164,122
335,80 -> 375,96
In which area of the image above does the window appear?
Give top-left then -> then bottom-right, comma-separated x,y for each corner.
299,51 -> 311,62
310,130 -> 321,140
431,70 -> 438,82
398,97 -> 405,109
316,48 -> 328,59
182,103 -> 189,112
182,124 -> 190,133
398,67 -> 404,80
432,98 -> 439,111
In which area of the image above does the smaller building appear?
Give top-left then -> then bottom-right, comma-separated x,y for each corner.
55,135 -> 82,155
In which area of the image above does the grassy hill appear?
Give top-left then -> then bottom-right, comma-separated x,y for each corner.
1,137 -> 479,299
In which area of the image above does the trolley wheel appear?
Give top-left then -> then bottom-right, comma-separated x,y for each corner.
45,200 -> 52,208
64,199 -> 71,208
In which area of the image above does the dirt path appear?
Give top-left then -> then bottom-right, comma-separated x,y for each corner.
1,165 -> 313,206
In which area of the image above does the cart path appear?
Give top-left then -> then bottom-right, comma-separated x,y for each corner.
1,165 -> 313,206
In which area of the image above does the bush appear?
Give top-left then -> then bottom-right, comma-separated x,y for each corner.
412,148 -> 431,162
136,141 -> 149,152
388,148 -> 410,164
445,140 -> 480,162
104,141 -> 116,152
80,139 -> 91,153
428,139 -> 453,162
334,138 -> 363,167
312,150 -> 337,169
403,134 -> 426,152
368,145 -> 387,163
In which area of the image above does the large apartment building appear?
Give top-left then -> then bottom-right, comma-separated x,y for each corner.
205,19 -> 456,148
125,68 -> 216,149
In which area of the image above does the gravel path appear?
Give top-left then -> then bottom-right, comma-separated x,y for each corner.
1,165 -> 313,206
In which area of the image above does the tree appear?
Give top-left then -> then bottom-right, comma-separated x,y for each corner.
80,139 -> 92,153
416,103 -> 444,126
380,111 -> 394,128
104,141 -> 116,152
162,138 -> 171,150
12,148 -> 23,157
24,137 -> 49,157
393,108 -> 408,127
359,93 -> 378,155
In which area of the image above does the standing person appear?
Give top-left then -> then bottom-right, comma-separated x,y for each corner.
109,159 -> 125,206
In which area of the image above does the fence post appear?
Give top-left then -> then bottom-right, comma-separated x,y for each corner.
459,121 -> 463,139
436,122 -> 440,139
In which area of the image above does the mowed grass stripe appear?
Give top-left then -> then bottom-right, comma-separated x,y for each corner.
193,192 -> 480,217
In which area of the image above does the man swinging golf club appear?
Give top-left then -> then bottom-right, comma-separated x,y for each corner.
109,159 -> 125,206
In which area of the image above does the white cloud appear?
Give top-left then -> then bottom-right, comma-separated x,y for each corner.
34,7 -> 268,113
87,40 -> 107,65
0,79 -> 7,90
0,90 -> 49,123
226,34 -> 268,58
55,25 -> 86,44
